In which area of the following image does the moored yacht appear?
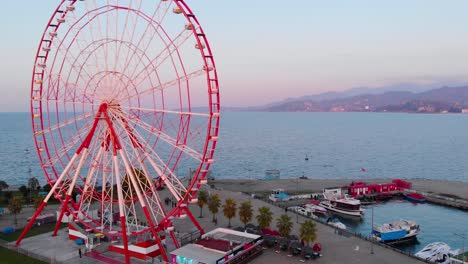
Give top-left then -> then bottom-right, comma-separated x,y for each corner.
415,242 -> 460,264
371,220 -> 420,244
320,188 -> 364,217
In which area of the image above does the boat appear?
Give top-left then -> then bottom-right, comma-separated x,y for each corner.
326,216 -> 346,230
288,206 -> 317,219
303,201 -> 327,216
404,192 -> 426,203
320,188 -> 364,217
415,242 -> 460,264
371,220 -> 420,244
269,189 -> 290,202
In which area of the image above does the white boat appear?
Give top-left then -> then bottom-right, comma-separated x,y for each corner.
320,188 -> 364,217
303,203 -> 327,215
288,206 -> 318,219
415,242 -> 460,264
371,220 -> 419,244
326,216 -> 346,230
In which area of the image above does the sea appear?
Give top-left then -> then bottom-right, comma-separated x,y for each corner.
1,111 -> 468,254
2,111 -> 468,184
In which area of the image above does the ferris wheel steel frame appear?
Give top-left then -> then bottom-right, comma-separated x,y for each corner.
16,1 -> 220,263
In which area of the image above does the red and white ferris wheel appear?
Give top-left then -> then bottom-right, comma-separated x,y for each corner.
16,0 -> 220,262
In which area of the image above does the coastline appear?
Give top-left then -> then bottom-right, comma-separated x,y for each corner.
210,178 -> 468,200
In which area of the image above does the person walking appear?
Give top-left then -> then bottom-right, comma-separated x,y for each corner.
78,248 -> 82,258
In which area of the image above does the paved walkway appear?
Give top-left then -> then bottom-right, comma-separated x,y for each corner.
178,187 -> 424,264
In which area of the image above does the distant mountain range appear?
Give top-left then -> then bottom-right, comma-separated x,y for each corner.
232,85 -> 468,113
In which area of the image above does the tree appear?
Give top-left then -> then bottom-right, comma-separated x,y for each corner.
300,220 -> 317,246
33,196 -> 45,210
276,214 -> 293,237
43,183 -> 52,192
197,190 -> 209,218
256,206 -> 273,230
0,180 -> 9,191
239,201 -> 253,228
207,194 -> 221,222
223,198 -> 237,228
28,177 -> 40,193
19,185 -> 29,198
8,197 -> 23,226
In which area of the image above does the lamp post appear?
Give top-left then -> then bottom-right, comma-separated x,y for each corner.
454,233 -> 466,262
370,206 -> 374,254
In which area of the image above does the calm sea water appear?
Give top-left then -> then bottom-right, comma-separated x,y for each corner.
1,112 -> 468,185
337,200 -> 468,254
1,112 -> 467,253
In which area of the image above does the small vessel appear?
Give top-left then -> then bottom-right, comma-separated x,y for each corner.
320,188 -> 364,217
371,220 -> 420,244
288,206 -> 317,219
305,154 -> 309,161
326,216 -> 346,230
304,200 -> 327,216
404,192 -> 426,203
415,242 -> 460,264
269,188 -> 290,202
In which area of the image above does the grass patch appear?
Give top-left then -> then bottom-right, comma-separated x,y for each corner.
0,223 -> 67,242
0,247 -> 46,264
453,251 -> 468,261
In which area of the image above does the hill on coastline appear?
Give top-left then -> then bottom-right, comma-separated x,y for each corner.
251,86 -> 468,113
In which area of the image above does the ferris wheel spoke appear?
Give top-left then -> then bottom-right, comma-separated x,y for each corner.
40,111 -> 94,135
44,118 -> 96,169
120,68 -> 205,103
122,113 -> 202,162
121,105 -> 210,118
120,1 -> 171,85
108,110 -> 188,202
127,26 -> 193,89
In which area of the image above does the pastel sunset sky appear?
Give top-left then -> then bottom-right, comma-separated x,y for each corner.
1,0 -> 468,111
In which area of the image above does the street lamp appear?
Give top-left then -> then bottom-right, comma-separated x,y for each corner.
370,206 -> 374,254
454,233 -> 466,262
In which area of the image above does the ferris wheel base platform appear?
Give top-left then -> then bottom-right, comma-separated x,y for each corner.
109,240 -> 161,260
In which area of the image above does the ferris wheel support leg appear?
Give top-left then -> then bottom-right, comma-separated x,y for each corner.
16,153 -> 81,247
52,195 -> 71,237
119,149 -> 169,262
113,155 -> 131,264
119,216 -> 131,264
169,230 -> 180,248
184,206 -> 204,235
53,149 -> 88,236
15,201 -> 47,247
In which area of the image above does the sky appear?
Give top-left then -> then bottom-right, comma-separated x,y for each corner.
1,1 -> 468,111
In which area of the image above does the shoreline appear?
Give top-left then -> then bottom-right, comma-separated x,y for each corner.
210,178 -> 468,200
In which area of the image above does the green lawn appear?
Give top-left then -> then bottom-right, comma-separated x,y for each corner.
0,247 -> 46,264
453,251 -> 468,261
0,223 -> 67,242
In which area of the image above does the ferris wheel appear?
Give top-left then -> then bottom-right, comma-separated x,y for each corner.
16,0 -> 220,262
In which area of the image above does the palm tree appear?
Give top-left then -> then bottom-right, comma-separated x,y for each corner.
0,180 -> 9,191
223,198 -> 237,228
276,214 -> 293,237
238,201 -> 253,228
300,220 -> 317,246
28,177 -> 40,192
197,190 -> 209,218
256,206 -> 273,229
8,197 -> 23,226
208,194 -> 221,223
